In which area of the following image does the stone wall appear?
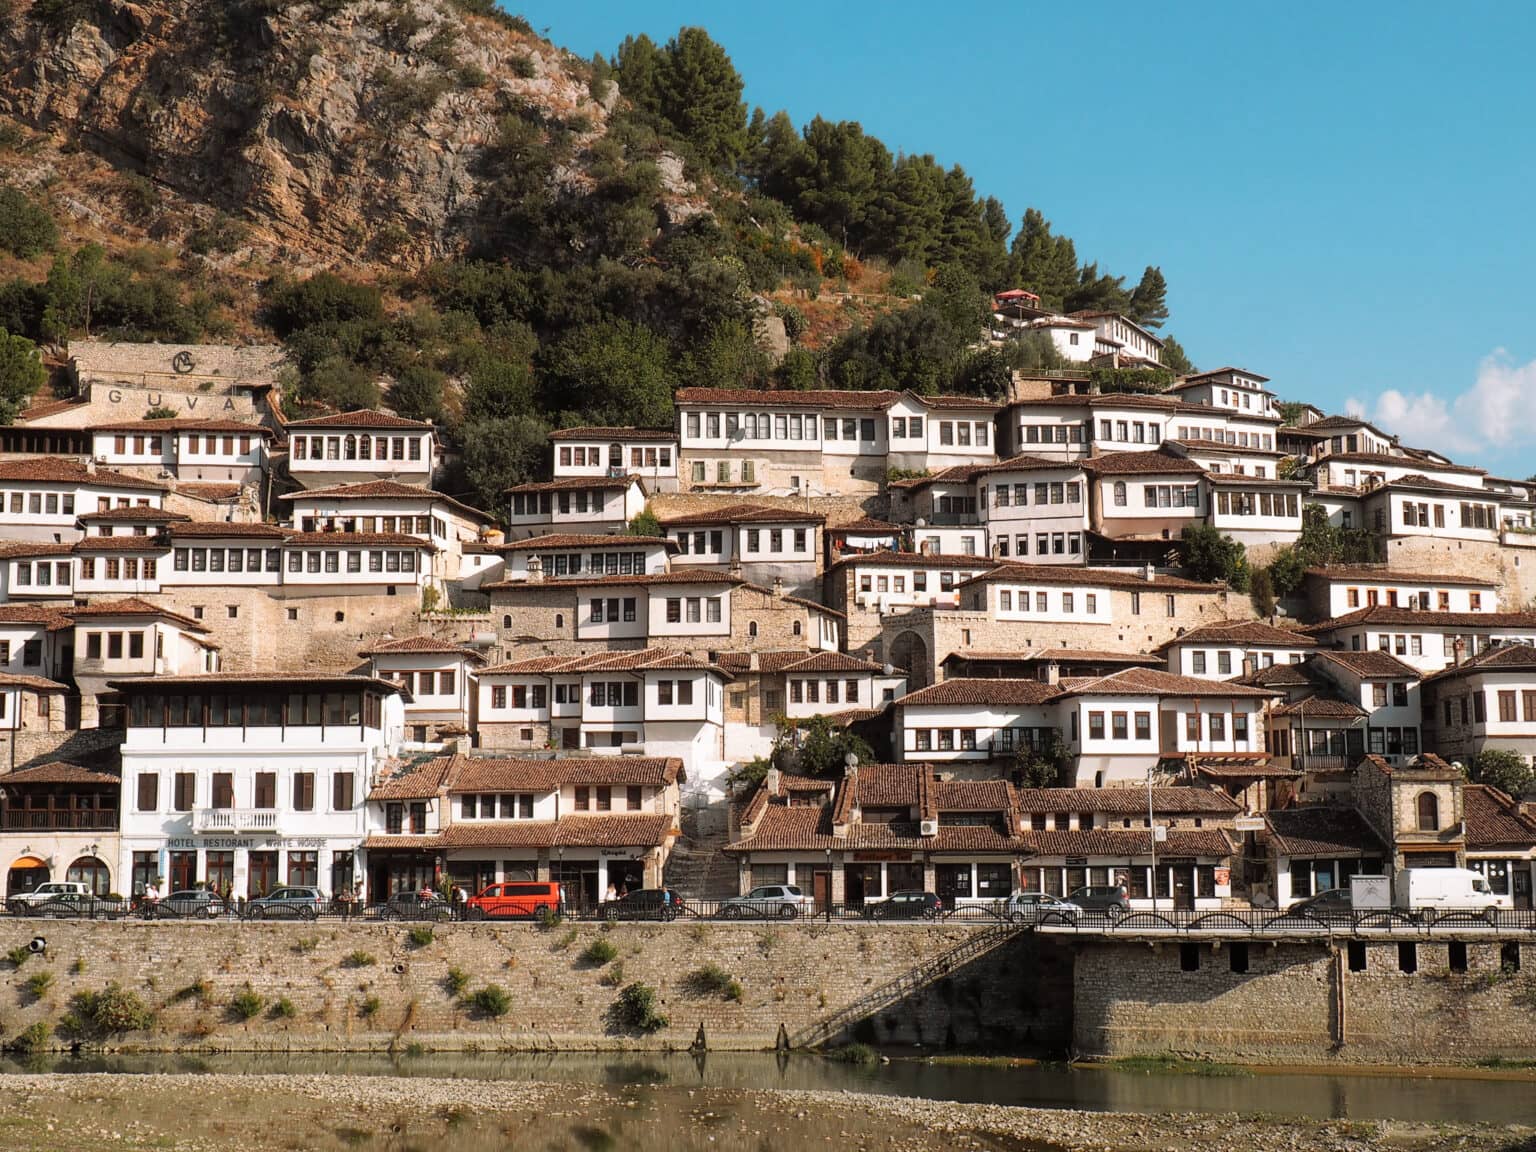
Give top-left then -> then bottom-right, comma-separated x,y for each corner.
1385,536 -> 1536,611
0,921 -> 1066,1054
1073,937 -> 1536,1064
70,343 -> 285,391
649,491 -> 876,528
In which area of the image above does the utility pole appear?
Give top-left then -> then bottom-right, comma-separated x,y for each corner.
1147,762 -> 1158,915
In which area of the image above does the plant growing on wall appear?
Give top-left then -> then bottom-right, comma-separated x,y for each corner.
609,982 -> 668,1033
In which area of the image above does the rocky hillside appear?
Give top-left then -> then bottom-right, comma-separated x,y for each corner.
0,0 -> 701,266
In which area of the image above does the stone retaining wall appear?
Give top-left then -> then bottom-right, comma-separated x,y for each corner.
0,921 -> 1066,1054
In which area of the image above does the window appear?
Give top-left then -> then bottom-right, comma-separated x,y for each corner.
1111,712 -> 1128,740
1088,711 -> 1104,740
1134,712 -> 1151,740
137,773 -> 159,812
293,772 -> 315,811
1416,791 -> 1440,831
1192,651 -> 1207,674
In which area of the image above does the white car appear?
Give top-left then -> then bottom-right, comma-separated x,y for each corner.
718,884 -> 815,920
1004,891 -> 1084,925
9,881 -> 92,910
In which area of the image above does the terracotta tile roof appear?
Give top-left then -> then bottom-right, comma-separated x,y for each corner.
1463,785 -> 1536,850
440,821 -> 557,848
1057,667 -> 1281,699
89,418 -> 272,435
480,650 -> 725,678
0,604 -> 75,631
715,650 -> 824,675
931,778 -> 1013,811
957,563 -> 1217,592
1423,643 -> 1536,682
905,393 -> 1001,410
974,453 -> 1085,475
1014,787 -> 1239,815
1023,828 -> 1233,858
831,550 -> 995,571
0,458 -> 165,490
173,483 -> 244,501
830,517 -> 902,533
505,475 -> 642,494
167,522 -> 287,539
779,651 -> 886,674
1203,474 -> 1307,488
1309,607 -> 1536,632
1158,621 -> 1316,649
659,503 -> 826,526
505,534 -> 672,551
78,507 -> 190,523
1080,450 -> 1207,476
0,761 -> 117,785
67,596 -> 208,632
897,678 -> 1060,707
1180,366 -> 1271,384
368,755 -> 459,800
0,542 -> 76,558
286,410 -> 432,430
112,672 -> 401,693
360,635 -> 487,661
943,649 -> 1160,668
1324,450 -> 1485,476
1230,663 -> 1316,688
1313,649 -> 1421,678
1377,474 -> 1501,497
282,531 -> 436,550
1270,694 -> 1369,719
887,464 -> 994,492
1265,807 -> 1385,858
547,426 -> 676,441
362,834 -> 444,851
827,707 -> 886,726
1303,566 -> 1498,588
15,397 -> 89,423
778,591 -> 845,619
1010,393 -> 1181,412
1167,438 -> 1284,456
676,387 -> 902,410
0,673 -> 68,692
281,479 -> 436,500
72,535 -> 167,552
553,813 -> 675,848
483,569 -> 742,592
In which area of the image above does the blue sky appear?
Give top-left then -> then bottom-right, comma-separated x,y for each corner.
517,2 -> 1536,473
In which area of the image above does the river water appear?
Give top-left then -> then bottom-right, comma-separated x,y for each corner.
3,1050 -> 1531,1126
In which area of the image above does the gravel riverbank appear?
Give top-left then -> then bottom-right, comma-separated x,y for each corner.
0,1073 -> 1525,1151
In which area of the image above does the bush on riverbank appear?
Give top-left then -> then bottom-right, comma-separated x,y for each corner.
826,1042 -> 879,1065
609,982 -> 667,1033
684,963 -> 743,1001
466,985 -> 511,1018
61,983 -> 154,1038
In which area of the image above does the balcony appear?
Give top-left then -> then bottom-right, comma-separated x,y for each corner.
1,809 -> 118,831
192,808 -> 279,833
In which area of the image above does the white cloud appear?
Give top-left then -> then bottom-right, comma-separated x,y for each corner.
1344,349 -> 1536,462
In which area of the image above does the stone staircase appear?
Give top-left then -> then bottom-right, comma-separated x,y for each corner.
664,812 -> 738,900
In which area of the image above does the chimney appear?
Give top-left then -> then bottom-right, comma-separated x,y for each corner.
526,554 -> 544,584
1452,637 -> 1466,667
765,766 -> 781,795
772,576 -> 784,598
1242,655 -> 1257,678
748,651 -> 760,673
1044,661 -> 1061,686
1141,563 -> 1155,582
85,458 -> 97,475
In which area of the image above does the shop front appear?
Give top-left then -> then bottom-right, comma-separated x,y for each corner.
125,835 -> 354,900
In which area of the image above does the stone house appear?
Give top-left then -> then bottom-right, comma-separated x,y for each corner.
824,550 -> 997,657
0,762 -> 122,899
88,418 -> 273,487
1355,752 -> 1466,871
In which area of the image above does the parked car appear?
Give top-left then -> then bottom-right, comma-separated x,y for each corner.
718,884 -> 814,920
465,881 -> 564,920
145,889 -> 226,919
1279,888 -> 1356,924
862,891 -> 940,920
599,888 -> 681,922
379,891 -> 453,922
8,881 -> 91,911
244,886 -> 325,920
1004,891 -> 1083,925
1068,884 -> 1131,920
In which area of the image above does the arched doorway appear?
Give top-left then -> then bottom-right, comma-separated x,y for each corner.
6,856 -> 50,897
66,856 -> 111,897
887,631 -> 931,690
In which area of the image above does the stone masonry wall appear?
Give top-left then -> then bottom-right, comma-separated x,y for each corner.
1385,536 -> 1536,611
0,921 -> 1066,1054
1073,938 -> 1536,1064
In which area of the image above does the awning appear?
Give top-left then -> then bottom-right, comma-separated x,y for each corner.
8,856 -> 46,869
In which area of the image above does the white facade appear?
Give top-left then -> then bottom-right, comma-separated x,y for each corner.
286,413 -> 435,488
978,460 -> 1090,563
551,428 -> 679,492
506,478 -> 647,542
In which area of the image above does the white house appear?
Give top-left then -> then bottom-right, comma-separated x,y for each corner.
659,503 -> 825,596
361,635 -> 487,746
549,426 -> 679,493
500,533 -> 674,582
89,419 -> 272,485
505,476 -> 647,542
72,597 -> 220,725
895,678 -> 1062,763
1309,649 -> 1424,765
976,454 -> 1091,563
113,673 -> 406,900
1072,311 -> 1164,365
1307,607 -> 1536,675
1159,620 -> 1314,680
1301,566 -> 1500,619
1422,643 -> 1536,768
1083,449 -> 1207,544
1167,367 -> 1278,418
0,458 -> 166,543
285,410 -> 435,488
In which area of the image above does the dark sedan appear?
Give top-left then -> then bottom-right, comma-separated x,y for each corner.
144,890 -> 227,919
862,891 -> 941,920
1279,889 -> 1355,924
379,891 -> 454,922
599,888 -> 681,921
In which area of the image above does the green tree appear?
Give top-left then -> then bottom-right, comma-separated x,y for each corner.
1004,330 -> 1067,374
539,317 -> 674,426
302,357 -> 380,411
656,27 -> 748,168
628,506 -> 662,537
792,117 -> 891,249
1063,261 -> 1130,315
388,364 -> 445,423
1249,567 -> 1276,617
675,318 -> 767,392
773,346 -> 819,390
772,715 -> 874,778
1159,334 -> 1194,375
1180,524 -> 1249,591
1007,208 -> 1079,310
1127,266 -> 1169,329
0,187 -> 57,258
1471,749 -> 1534,798
459,414 -> 549,510
263,273 -> 383,339
0,327 -> 46,423
613,34 -> 666,117
1266,545 -> 1308,598
952,347 -> 1013,400
1275,400 -> 1311,425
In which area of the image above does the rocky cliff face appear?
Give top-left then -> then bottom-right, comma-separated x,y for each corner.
0,0 -> 691,265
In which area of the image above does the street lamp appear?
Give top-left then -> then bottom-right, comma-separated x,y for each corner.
1147,764 -> 1158,916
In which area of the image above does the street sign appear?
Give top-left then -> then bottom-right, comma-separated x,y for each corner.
1233,816 -> 1267,832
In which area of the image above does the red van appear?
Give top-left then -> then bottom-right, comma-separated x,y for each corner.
465,881 -> 564,920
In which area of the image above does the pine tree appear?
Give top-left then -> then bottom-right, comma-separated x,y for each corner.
1128,265 -> 1170,328
1160,334 -> 1194,375
656,27 -> 748,168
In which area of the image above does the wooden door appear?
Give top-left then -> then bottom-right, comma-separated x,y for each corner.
1172,864 -> 1195,911
812,870 -> 832,914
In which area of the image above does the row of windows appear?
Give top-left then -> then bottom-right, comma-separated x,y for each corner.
286,549 -> 419,574
1076,710 -> 1250,743
663,596 -> 723,624
1217,490 -> 1301,518
13,560 -> 72,587
688,460 -> 757,485
858,570 -> 971,594
298,516 -> 442,538
655,679 -> 694,706
1190,650 -> 1301,674
112,433 -> 256,457
1444,689 -> 1536,726
389,670 -> 456,697
291,434 -> 423,462
1368,681 -> 1412,708
558,444 -> 673,469
788,678 -> 862,705
3,490 -> 77,516
1019,423 -> 1084,445
995,532 -> 1084,558
84,629 -> 154,661
1176,424 -> 1275,451
989,481 -> 1082,508
0,639 -> 44,667
1097,419 -> 1162,444
997,588 -> 1100,615
572,785 -> 643,811
912,728 -> 985,751
1028,865 -> 1218,901
531,551 -> 649,576
461,792 -> 536,820
489,684 -> 544,710
137,770 -> 356,813
1106,481 -> 1198,509
1345,588 -> 1468,611
125,691 -> 381,730
589,597 -> 638,623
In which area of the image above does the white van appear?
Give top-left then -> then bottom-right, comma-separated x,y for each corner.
1392,868 -> 1511,917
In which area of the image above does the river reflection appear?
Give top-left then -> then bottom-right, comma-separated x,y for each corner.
3,1050 -> 1532,1126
